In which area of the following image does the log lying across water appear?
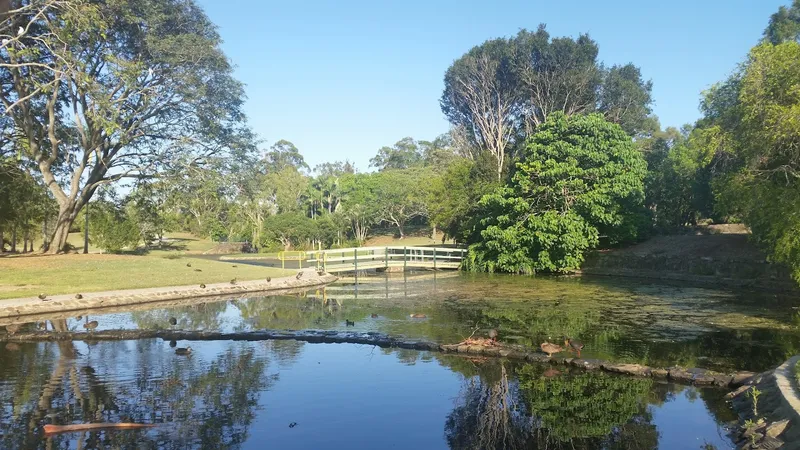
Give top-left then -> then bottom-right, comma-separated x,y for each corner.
2,329 -> 758,389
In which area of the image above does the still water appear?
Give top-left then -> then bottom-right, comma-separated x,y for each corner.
0,339 -> 735,449
11,272 -> 798,372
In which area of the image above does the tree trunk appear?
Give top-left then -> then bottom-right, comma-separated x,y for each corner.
23,234 -> 28,253
431,224 -> 437,240
397,222 -> 405,239
47,201 -> 82,254
11,225 -> 16,252
0,228 -> 4,253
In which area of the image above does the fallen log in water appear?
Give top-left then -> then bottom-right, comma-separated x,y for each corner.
43,423 -> 155,435
2,328 -> 758,389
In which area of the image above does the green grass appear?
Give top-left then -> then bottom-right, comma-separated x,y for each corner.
66,231 -> 219,255
0,253 -> 294,300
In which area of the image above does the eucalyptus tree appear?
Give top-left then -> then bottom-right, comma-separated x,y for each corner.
0,0 -> 248,253
441,25 -> 653,180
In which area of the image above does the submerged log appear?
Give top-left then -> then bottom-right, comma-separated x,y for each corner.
2,328 -> 756,389
44,423 -> 155,435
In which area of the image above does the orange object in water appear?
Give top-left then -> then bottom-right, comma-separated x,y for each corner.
43,423 -> 155,435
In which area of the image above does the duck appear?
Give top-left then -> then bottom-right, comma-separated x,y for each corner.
564,338 -> 585,357
232,265 -> 238,268
296,272 -> 303,280
200,283 -> 206,289
175,346 -> 192,356
230,278 -> 237,285
168,317 -> 177,326
345,319 -> 355,327
38,293 -> 47,300
317,270 -> 326,276
169,340 -> 177,348
74,293 -> 83,300
83,321 -> 99,331
409,314 -> 427,319
266,277 -> 271,283
540,341 -> 564,357
194,268 -> 202,272
487,329 -> 498,342
186,262 -> 192,268
371,313 -> 379,318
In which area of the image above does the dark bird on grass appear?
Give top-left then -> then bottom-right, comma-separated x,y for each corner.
296,272 -> 303,280
230,278 -> 237,285
488,329 -> 498,342
409,313 -> 427,319
345,320 -> 355,327
266,277 -> 271,282
232,265 -> 238,268
371,313 -> 379,318
540,341 -> 563,357
74,293 -> 83,300
169,317 -> 177,326
564,338 -> 585,357
83,321 -> 99,331
194,269 -> 202,272
200,283 -> 206,289
38,293 -> 47,300
186,263 -> 192,267
175,346 -> 192,356
169,340 -> 177,348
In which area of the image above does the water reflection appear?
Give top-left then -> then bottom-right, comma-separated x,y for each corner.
3,272 -> 798,372
0,340 -> 733,449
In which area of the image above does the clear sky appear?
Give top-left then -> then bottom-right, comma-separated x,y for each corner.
196,0 -> 787,171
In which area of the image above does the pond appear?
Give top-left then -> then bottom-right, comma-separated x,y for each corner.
0,339 -> 736,449
11,271 -> 799,372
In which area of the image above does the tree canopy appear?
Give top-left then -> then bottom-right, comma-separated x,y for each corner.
465,113 -> 647,273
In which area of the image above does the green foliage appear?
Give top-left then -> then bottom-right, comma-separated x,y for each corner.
89,202 -> 141,253
764,0 -> 800,44
441,24 -> 653,178
517,365 -> 653,441
698,40 -> 800,282
264,140 -> 309,173
465,113 -> 647,273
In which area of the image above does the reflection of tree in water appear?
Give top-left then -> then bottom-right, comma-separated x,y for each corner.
445,363 -> 533,450
0,339 -> 269,450
517,365 -> 654,444
130,301 -> 229,330
262,339 -> 305,367
442,357 -> 659,450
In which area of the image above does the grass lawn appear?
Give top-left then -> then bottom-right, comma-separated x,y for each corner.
66,231 -> 219,255
0,253 -> 294,300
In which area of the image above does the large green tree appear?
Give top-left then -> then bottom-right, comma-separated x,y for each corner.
0,0 -> 247,253
703,40 -> 800,281
441,25 -> 653,180
465,113 -> 647,273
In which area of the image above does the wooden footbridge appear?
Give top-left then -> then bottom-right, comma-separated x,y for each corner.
298,246 -> 466,273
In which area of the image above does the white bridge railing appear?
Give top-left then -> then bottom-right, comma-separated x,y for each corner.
307,246 -> 466,273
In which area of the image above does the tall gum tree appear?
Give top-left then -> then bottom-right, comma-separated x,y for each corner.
0,0 -> 247,252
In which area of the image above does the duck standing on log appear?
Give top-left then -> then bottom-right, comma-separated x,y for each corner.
540,340 -> 563,357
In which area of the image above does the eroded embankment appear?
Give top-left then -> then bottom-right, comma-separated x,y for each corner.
1,328 -> 758,389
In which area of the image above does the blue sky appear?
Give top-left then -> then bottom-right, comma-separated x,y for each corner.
197,0 -> 787,171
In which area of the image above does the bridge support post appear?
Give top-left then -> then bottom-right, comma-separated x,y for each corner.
403,246 -> 407,271
384,247 -> 388,269
354,248 -> 358,272
433,247 -> 437,270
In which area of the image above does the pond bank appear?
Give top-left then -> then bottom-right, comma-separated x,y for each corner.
1,328 -> 759,389
726,355 -> 800,449
0,269 -> 337,320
